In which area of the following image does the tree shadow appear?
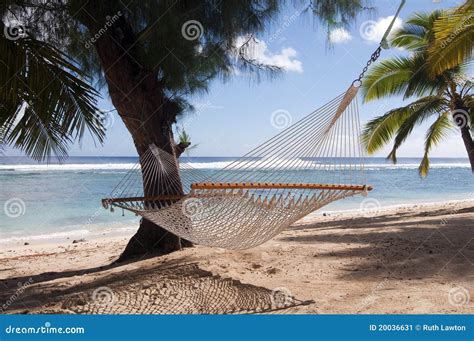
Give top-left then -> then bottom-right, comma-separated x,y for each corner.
284,212 -> 474,281
293,205 -> 474,232
0,252 -> 166,292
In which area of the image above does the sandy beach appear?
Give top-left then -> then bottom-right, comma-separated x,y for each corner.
1,200 -> 473,314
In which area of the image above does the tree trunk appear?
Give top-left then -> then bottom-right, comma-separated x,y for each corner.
76,8 -> 189,261
116,116 -> 185,262
460,124 -> 474,172
452,101 -> 474,172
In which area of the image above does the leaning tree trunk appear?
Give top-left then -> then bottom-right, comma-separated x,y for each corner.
452,99 -> 474,172
77,9 -> 189,261
460,123 -> 474,172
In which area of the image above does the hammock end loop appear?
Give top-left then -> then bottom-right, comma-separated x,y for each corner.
362,185 -> 373,197
351,79 -> 362,88
101,198 -> 110,209
380,39 -> 389,50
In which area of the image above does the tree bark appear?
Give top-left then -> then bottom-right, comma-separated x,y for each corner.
175,141 -> 191,157
460,123 -> 474,172
452,99 -> 474,172
76,7 -> 189,261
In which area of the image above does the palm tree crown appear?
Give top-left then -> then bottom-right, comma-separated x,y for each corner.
361,9 -> 473,176
428,0 -> 474,75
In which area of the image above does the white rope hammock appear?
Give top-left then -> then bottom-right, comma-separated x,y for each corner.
101,0 -> 408,249
102,84 -> 374,250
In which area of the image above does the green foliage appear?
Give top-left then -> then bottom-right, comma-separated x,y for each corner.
428,0 -> 474,75
362,97 -> 449,159
0,23 -> 104,161
419,112 -> 451,176
362,11 -> 447,102
361,6 -> 472,176
386,97 -> 448,163
305,0 -> 373,28
177,126 -> 198,156
1,0 -> 370,159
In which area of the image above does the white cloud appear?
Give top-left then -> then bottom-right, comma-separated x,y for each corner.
329,28 -> 352,44
234,36 -> 303,73
359,16 -> 403,43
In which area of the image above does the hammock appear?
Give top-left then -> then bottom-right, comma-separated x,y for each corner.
102,2 -> 405,250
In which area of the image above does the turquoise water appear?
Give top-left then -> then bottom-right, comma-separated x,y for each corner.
0,157 -> 472,244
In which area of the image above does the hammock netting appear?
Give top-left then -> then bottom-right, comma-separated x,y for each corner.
103,84 -> 372,249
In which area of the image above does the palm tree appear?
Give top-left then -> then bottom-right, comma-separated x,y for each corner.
361,10 -> 474,176
428,0 -> 473,75
176,126 -> 198,157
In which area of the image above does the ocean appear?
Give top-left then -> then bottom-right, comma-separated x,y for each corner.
0,156 -> 472,245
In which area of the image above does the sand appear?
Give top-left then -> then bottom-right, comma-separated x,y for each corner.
1,200 -> 473,314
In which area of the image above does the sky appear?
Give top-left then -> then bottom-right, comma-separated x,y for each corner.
10,0 -> 470,158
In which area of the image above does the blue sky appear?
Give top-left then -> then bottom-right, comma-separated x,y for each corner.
58,0 -> 470,157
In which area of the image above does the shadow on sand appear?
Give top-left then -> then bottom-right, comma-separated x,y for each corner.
285,206 -> 474,281
1,256 -> 313,314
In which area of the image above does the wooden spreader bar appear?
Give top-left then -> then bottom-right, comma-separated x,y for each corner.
102,194 -> 185,208
191,182 -> 373,191
102,183 -> 373,208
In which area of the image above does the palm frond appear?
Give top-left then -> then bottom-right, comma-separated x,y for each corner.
361,57 -> 414,102
362,96 -> 447,159
406,11 -> 442,30
362,107 -> 411,155
391,10 -> 444,52
387,96 -> 448,162
428,1 -> 474,75
419,112 -> 452,177
5,106 -> 71,160
0,32 -> 104,161
388,96 -> 448,163
361,55 -> 442,102
390,24 -> 427,51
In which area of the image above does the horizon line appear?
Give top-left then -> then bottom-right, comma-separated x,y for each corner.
0,155 -> 470,160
